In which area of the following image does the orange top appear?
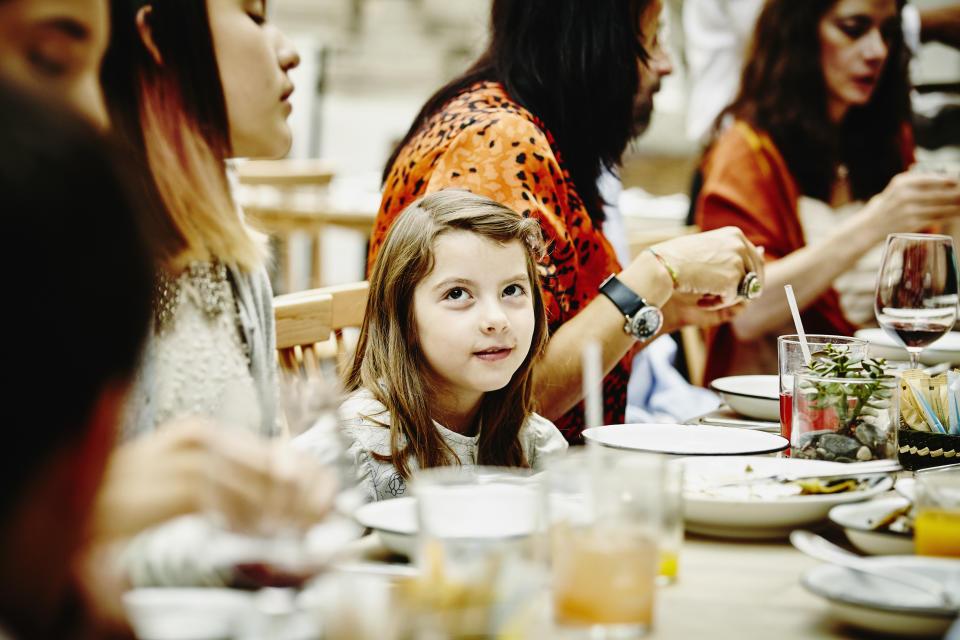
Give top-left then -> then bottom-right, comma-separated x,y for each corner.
371,81 -> 629,442
695,121 -> 913,383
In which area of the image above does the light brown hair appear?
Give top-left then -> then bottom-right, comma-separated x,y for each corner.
102,0 -> 266,271
347,189 -> 549,478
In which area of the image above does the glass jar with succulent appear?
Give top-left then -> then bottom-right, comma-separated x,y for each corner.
792,344 -> 898,462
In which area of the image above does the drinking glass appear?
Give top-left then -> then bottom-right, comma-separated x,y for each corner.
657,460 -> 684,586
915,465 -> 960,557
407,466 -> 544,639
874,233 -> 959,369
543,447 -> 664,637
792,372 -> 898,462
777,335 -> 868,453
225,364 -> 360,589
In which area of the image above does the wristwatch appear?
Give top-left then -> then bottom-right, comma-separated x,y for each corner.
598,274 -> 663,341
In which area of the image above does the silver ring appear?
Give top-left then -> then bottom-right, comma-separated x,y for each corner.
738,271 -> 762,300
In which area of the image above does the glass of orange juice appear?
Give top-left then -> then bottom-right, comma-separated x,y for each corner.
914,465 -> 960,558
544,447 -> 665,637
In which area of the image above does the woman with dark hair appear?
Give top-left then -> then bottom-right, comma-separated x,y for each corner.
0,75 -> 153,640
695,0 -> 960,382
101,0 -> 300,438
371,0 -> 764,443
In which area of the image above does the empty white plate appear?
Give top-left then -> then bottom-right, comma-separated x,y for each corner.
709,375 -> 780,421
801,556 -> 960,637
582,423 -> 788,456
828,496 -> 914,555
353,497 -> 417,557
682,456 -> 894,539
855,328 -> 960,365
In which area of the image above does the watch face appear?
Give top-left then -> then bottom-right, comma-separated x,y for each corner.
627,306 -> 663,340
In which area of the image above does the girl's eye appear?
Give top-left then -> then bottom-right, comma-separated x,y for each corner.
248,12 -> 266,25
503,283 -> 526,297
445,287 -> 467,301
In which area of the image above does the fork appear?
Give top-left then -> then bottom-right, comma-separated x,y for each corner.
705,459 -> 901,489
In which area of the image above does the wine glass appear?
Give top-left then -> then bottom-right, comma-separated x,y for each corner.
874,233 -> 960,369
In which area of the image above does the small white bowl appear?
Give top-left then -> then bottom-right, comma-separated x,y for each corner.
353,497 -> 417,557
709,375 -> 780,421
829,496 -> 914,555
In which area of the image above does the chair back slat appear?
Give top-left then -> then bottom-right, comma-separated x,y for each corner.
274,281 -> 369,377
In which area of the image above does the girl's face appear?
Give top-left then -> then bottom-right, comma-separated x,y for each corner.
0,0 -> 109,127
206,0 -> 300,158
818,0 -> 899,123
412,231 -> 536,417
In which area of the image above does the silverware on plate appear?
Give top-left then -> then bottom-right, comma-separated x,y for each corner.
707,459 -> 901,488
790,530 -> 960,611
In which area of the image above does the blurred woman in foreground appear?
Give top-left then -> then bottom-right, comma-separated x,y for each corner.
0,0 -> 336,597
696,0 -> 960,381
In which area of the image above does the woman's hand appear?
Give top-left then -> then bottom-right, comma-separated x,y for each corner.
91,418 -> 338,541
864,171 -> 960,241
643,226 -> 765,311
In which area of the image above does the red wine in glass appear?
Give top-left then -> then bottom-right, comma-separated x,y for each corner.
874,233 -> 959,369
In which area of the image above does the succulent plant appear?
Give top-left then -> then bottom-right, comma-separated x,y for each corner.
795,344 -> 897,462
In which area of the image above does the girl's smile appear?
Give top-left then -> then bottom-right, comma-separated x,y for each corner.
413,229 -> 536,426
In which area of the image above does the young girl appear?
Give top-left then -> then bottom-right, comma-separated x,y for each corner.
101,0 -> 300,438
343,189 -> 568,501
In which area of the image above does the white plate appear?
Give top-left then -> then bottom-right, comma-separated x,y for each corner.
353,497 -> 418,557
582,423 -> 788,456
709,375 -> 780,421
828,496 -> 914,555
802,556 -> 960,637
855,328 -> 960,365
352,490 -> 540,558
123,588 -> 254,640
896,477 -> 917,502
682,457 -> 894,539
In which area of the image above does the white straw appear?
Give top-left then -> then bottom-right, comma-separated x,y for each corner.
784,285 -> 812,364
582,340 -> 603,429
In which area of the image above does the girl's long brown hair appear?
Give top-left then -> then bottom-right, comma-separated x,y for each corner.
347,190 -> 549,478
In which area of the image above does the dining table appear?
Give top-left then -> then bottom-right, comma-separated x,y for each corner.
328,515 -> 921,639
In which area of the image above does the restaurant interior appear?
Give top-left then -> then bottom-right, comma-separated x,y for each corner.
2,0 -> 960,639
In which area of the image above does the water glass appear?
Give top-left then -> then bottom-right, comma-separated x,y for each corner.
407,466 -> 544,638
544,447 -> 664,637
777,335 -> 868,453
915,465 -> 960,557
792,372 -> 898,462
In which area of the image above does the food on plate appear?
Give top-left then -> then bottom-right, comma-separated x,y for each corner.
868,503 -> 915,535
685,466 -> 873,500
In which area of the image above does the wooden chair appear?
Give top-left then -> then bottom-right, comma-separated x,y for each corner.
274,281 -> 369,377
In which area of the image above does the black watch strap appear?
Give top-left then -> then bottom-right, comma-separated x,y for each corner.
599,274 -> 645,316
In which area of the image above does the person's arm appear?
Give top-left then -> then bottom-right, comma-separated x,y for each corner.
920,4 -> 960,49
698,127 -> 960,342
91,418 -> 337,541
531,228 -> 762,419
532,251 -> 673,420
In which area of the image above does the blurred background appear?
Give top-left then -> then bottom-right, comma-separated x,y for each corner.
249,0 -> 960,293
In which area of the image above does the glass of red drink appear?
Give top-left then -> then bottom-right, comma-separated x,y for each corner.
777,335 -> 869,455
